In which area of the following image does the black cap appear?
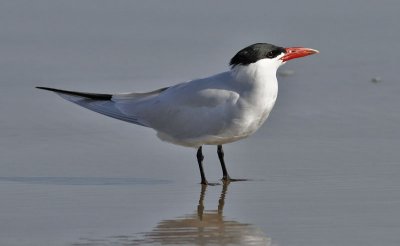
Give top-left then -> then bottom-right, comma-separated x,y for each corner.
229,43 -> 285,67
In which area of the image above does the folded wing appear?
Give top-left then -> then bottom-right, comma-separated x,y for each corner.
36,86 -> 164,127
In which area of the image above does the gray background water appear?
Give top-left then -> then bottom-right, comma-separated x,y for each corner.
1,0 -> 400,245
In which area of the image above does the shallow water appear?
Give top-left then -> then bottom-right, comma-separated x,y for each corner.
1,0 -> 400,245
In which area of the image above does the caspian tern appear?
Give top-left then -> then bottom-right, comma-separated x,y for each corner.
37,43 -> 318,185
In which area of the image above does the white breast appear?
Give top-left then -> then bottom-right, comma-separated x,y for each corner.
227,59 -> 279,138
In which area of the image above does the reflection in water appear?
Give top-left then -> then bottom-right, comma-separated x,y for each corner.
73,183 -> 271,246
140,183 -> 270,245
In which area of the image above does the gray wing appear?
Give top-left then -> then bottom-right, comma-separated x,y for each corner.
36,86 -> 168,127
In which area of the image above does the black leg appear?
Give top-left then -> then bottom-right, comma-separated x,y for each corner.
217,145 -> 230,181
217,145 -> 248,182
197,146 -> 208,185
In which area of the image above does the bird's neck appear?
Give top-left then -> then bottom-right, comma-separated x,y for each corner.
230,60 -> 279,101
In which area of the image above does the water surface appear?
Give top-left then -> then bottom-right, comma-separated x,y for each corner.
1,0 -> 400,245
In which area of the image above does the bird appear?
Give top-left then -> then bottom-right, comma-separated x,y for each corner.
37,43 -> 319,185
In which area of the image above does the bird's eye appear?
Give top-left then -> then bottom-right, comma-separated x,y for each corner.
266,51 -> 274,58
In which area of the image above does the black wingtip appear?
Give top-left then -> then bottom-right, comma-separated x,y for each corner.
36,86 -> 112,100
36,86 -> 58,92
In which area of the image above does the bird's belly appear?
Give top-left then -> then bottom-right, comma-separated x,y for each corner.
228,101 -> 275,137
155,98 -> 275,148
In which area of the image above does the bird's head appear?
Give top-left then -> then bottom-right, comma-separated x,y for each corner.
229,43 -> 319,70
